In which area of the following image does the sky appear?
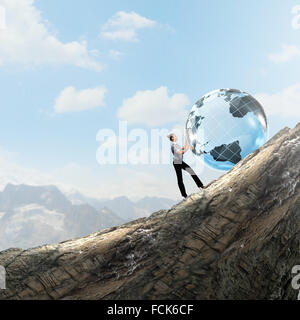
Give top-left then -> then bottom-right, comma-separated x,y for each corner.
0,0 -> 299,200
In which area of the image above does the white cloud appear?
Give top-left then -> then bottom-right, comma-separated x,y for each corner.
0,146 -> 70,192
117,86 -> 190,126
268,44 -> 300,63
0,0 -> 102,70
255,83 -> 300,117
54,86 -> 107,114
0,147 -> 105,198
101,11 -> 156,41
291,5 -> 300,30
108,49 -> 123,60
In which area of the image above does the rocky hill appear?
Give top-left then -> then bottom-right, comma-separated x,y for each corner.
0,123 -> 299,300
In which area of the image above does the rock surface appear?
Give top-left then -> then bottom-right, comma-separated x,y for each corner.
0,123 -> 299,300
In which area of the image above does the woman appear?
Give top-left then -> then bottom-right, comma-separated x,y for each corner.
168,133 -> 204,199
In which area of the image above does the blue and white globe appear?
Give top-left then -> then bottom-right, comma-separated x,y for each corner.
186,88 -> 268,171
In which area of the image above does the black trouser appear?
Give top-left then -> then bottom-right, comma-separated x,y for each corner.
173,161 -> 203,198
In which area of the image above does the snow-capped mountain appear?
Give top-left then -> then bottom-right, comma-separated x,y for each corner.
0,183 -> 176,251
0,184 -> 124,251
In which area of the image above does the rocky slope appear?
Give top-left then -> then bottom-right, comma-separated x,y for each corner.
0,123 -> 299,300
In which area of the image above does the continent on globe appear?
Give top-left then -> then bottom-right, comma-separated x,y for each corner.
209,140 -> 242,164
191,115 -> 205,134
229,95 -> 266,123
217,88 -> 267,130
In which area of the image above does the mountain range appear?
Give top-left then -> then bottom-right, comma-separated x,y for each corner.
67,192 -> 176,221
0,184 -> 176,251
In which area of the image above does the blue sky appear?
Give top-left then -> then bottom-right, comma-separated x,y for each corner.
0,0 -> 299,199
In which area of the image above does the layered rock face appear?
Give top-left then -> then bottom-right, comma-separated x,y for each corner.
0,124 -> 299,300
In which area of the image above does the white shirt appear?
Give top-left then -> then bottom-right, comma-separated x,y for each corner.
171,143 -> 183,164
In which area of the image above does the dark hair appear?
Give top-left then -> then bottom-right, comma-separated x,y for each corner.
169,135 -> 174,142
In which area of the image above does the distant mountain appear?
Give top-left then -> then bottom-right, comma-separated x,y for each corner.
0,184 -> 124,251
135,196 -> 176,213
66,193 -> 177,221
0,184 -> 176,251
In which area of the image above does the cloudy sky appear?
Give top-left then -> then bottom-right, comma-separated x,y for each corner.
0,0 -> 299,200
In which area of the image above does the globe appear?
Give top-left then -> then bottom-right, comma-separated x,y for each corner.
186,88 -> 268,171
